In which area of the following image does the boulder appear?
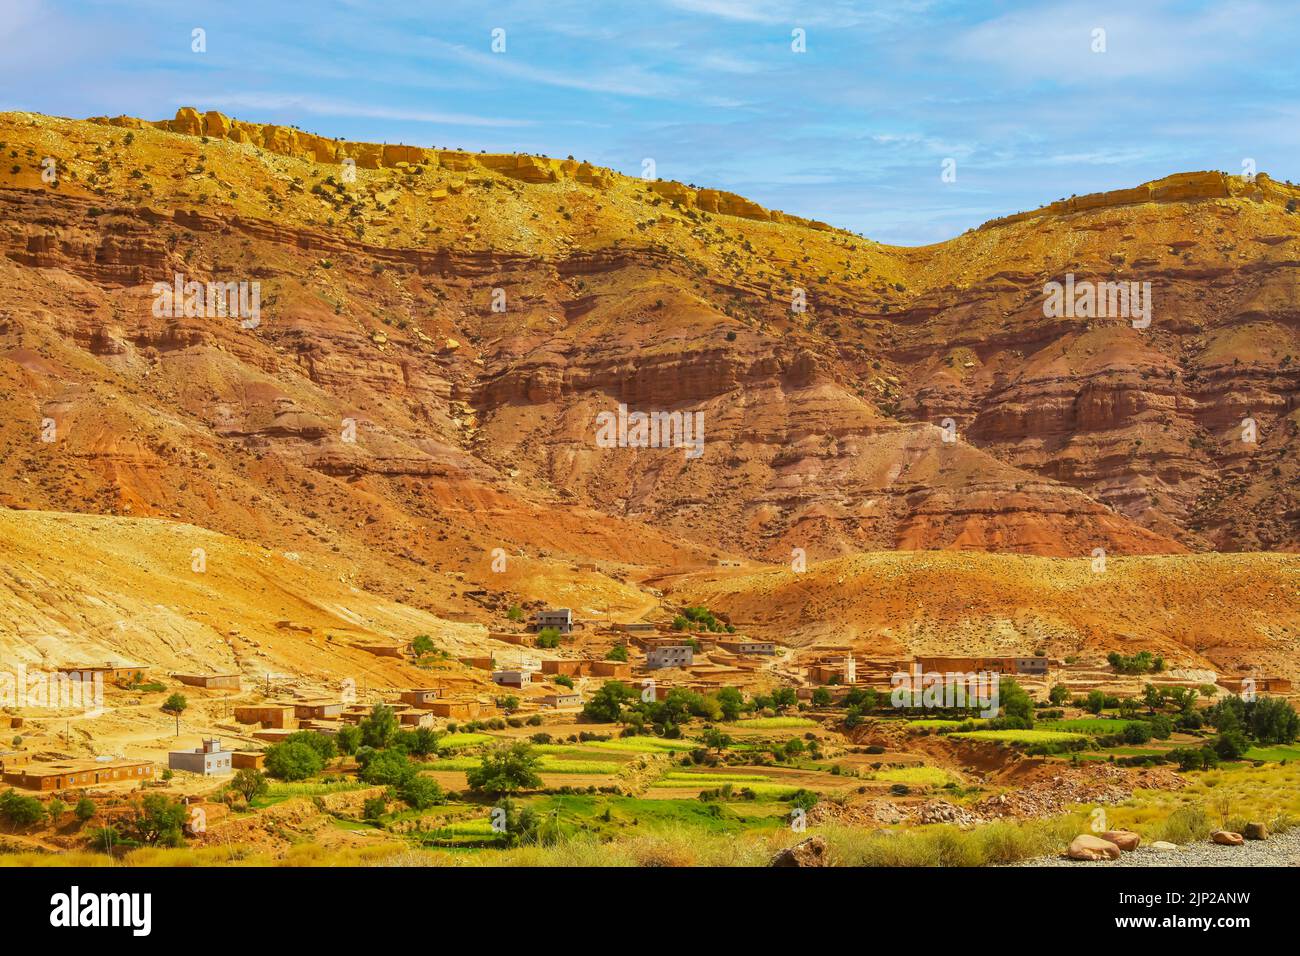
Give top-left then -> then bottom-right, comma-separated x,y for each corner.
1151,841 -> 1180,851
1067,834 -> 1122,861
770,835 -> 828,867
1101,829 -> 1141,852
1244,822 -> 1269,841
1211,830 -> 1244,846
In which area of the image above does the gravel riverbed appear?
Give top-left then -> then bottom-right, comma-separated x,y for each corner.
1012,828 -> 1300,867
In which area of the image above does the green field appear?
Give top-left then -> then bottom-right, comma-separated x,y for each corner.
952,729 -> 1087,745
868,766 -> 956,787
587,736 -> 697,753
908,718 -> 990,730
732,717 -> 818,729
1244,744 -> 1300,762
437,732 -> 496,751
1038,718 -> 1136,734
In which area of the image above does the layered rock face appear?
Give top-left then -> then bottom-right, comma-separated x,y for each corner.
0,107 -> 1297,587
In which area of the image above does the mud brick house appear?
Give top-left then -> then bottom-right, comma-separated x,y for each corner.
397,709 -> 436,728
492,669 -> 531,689
168,738 -> 234,776
717,639 -> 776,655
1222,676 -> 1293,695
54,663 -> 147,685
0,750 -> 31,772
459,655 -> 495,671
4,758 -> 154,790
541,692 -> 582,708
294,701 -> 345,720
916,656 -> 1054,676
646,646 -> 694,670
591,661 -> 632,679
541,660 -> 586,677
231,751 -> 266,770
399,688 -> 443,707
174,673 -> 242,690
233,704 -> 297,729
533,608 -> 574,634
427,699 -> 481,719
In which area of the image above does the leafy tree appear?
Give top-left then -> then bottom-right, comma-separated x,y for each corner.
497,695 -> 520,713
466,742 -> 543,795
1213,730 -> 1249,761
583,681 -> 634,723
716,686 -> 744,721
358,748 -> 416,787
412,634 -> 435,656
1048,684 -> 1069,706
74,798 -> 96,823
998,678 -> 1034,726
398,773 -> 445,810
536,627 -> 562,649
1085,689 -> 1106,715
336,724 -> 362,756
812,687 -> 832,707
398,726 -> 441,758
506,605 -> 524,623
161,692 -> 188,735
130,794 -> 187,846
671,615 -> 689,631
554,674 -> 574,689
1123,721 -> 1153,744
701,727 -> 732,752
1246,696 -> 1300,745
605,643 -> 629,662
285,731 -> 337,765
359,704 -> 399,749
770,687 -> 797,712
363,795 -> 387,822
0,790 -> 46,827
264,741 -> 324,781
230,768 -> 268,803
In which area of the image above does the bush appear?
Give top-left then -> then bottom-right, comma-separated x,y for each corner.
398,773 -> 445,810
1123,721 -> 1154,744
284,731 -> 337,764
0,790 -> 46,827
466,743 -> 543,795
74,798 -> 96,822
265,742 -> 324,781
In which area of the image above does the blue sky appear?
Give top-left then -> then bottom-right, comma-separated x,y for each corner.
3,0 -> 1298,244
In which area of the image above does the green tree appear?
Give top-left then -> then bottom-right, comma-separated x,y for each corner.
264,741 -> 324,781
74,797 -> 96,823
230,768 -> 269,803
284,731 -> 337,765
0,790 -> 46,827
506,605 -> 524,623
130,794 -> 187,846
998,678 -> 1034,726
1085,689 -> 1106,715
336,724 -> 362,756
554,674 -> 574,689
358,748 -> 416,787
583,681 -> 634,723
536,627 -> 562,649
359,704 -> 399,749
162,692 -> 188,735
716,686 -> 744,721
398,726 -> 441,758
466,742 -> 543,795
412,634 -> 435,656
605,642 -> 629,662
812,687 -> 832,707
398,774 -> 445,810
1048,684 -> 1069,706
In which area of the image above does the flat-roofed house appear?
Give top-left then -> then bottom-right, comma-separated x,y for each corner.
3,759 -> 154,791
233,704 -> 297,729
399,688 -> 443,707
533,608 -> 574,634
646,646 -> 694,670
168,738 -> 234,776
492,669 -> 531,689
174,673 -> 242,690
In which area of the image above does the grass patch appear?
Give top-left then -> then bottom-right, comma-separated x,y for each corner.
732,717 -> 818,729
587,736 -> 697,753
952,729 -> 1087,745
868,766 -> 956,787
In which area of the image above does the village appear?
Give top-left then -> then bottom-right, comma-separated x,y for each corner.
3,597 -> 1295,868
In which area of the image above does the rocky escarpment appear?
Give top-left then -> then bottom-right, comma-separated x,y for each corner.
0,108 -> 1297,567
